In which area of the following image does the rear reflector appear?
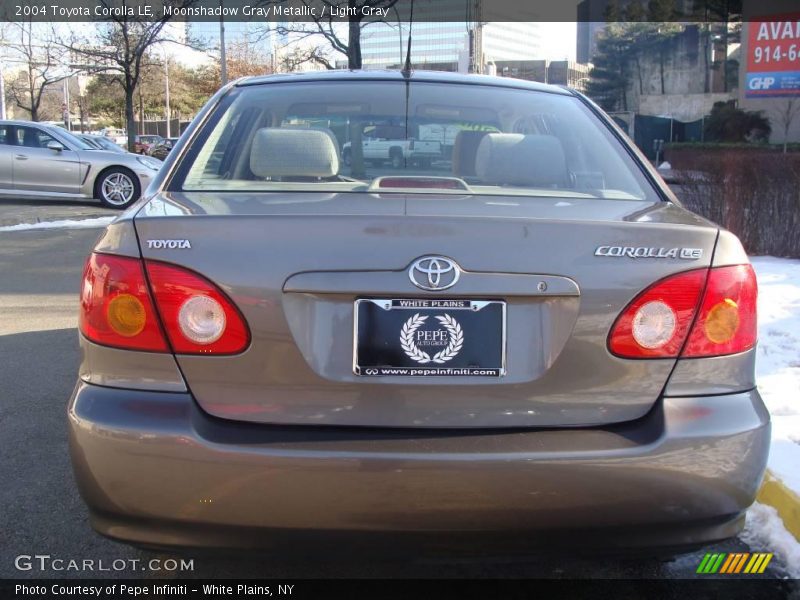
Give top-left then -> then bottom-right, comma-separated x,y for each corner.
79,254 -> 169,352
608,265 -> 757,359
145,261 -> 250,355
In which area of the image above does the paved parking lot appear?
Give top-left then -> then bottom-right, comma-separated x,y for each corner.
0,201 -> 797,586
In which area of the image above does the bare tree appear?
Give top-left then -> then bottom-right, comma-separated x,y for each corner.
61,0 -> 197,151
278,44 -> 335,71
224,38 -> 278,78
771,99 -> 800,154
258,0 -> 400,69
5,20 -> 72,122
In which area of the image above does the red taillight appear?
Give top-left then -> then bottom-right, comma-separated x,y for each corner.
682,265 -> 757,357
608,269 -> 707,358
79,253 -> 169,352
80,253 -> 250,355
145,261 -> 250,355
608,265 -> 757,359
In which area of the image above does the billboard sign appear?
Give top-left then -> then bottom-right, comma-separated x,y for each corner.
746,14 -> 800,97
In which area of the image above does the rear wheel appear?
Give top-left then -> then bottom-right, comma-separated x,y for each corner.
342,148 -> 352,167
96,167 -> 140,209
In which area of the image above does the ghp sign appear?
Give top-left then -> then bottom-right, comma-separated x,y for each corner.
746,14 -> 800,97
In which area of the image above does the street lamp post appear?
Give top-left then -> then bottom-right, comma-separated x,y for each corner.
164,53 -> 171,138
0,64 -> 6,120
219,0 -> 227,85
63,76 -> 71,130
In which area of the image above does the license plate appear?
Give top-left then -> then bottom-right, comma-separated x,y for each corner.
354,299 -> 506,377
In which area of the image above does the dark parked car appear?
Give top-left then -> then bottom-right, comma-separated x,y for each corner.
148,137 -> 180,161
69,71 -> 767,553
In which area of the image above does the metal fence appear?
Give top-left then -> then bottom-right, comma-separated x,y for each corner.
137,119 -> 192,138
609,112 -> 705,161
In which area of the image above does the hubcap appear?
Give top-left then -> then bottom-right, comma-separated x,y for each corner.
101,173 -> 135,206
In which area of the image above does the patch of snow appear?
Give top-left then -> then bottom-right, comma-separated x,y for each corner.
751,256 -> 800,497
0,216 -> 115,232
658,161 -> 672,170
740,502 -> 800,578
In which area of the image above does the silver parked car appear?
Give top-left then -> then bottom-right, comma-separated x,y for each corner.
68,71 -> 768,553
0,121 -> 162,208
78,133 -> 128,155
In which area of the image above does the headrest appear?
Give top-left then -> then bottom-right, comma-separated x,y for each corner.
451,130 -> 490,177
250,128 -> 340,179
474,133 -> 568,187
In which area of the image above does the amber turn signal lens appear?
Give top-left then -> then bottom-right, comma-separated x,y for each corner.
107,293 -> 146,337
704,299 -> 740,344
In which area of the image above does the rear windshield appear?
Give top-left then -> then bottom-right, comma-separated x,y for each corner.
175,80 -> 658,201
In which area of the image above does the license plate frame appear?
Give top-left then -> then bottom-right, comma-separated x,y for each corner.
353,298 -> 506,377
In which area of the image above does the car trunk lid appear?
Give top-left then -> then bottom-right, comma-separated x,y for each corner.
133,192 -> 717,428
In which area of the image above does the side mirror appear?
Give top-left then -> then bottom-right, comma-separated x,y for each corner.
47,141 -> 64,152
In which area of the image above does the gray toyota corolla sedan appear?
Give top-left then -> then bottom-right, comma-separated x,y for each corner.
68,71 -> 768,553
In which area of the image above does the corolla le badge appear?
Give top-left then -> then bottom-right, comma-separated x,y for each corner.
595,246 -> 703,259
409,256 -> 461,291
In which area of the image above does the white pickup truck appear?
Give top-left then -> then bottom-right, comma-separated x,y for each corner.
99,128 -> 127,147
342,137 -> 442,169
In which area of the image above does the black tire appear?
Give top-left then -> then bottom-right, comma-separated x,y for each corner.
389,147 -> 403,168
95,167 -> 141,209
342,148 -> 352,167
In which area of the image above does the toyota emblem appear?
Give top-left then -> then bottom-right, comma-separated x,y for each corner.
408,256 -> 461,291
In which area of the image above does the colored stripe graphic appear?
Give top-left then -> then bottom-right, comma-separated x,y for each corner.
759,554 -> 773,573
721,553 -> 740,573
696,554 -> 712,573
734,553 -> 749,573
719,554 -> 736,573
697,552 -> 773,574
715,553 -> 729,573
744,553 -> 774,574
697,553 -> 726,573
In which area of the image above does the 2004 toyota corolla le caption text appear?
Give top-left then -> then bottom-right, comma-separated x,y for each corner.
67,71 -> 768,554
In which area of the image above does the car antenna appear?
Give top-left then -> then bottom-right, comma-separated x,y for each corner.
401,0 -> 414,78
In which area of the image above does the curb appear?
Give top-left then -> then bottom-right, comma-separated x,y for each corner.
757,469 -> 800,541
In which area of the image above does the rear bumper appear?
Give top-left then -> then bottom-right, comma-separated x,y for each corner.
67,382 -> 770,550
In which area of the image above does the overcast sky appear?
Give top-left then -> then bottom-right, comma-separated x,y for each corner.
538,23 -> 577,61
184,20 -> 579,65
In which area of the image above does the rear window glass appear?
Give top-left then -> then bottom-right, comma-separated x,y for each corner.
176,81 -> 658,201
